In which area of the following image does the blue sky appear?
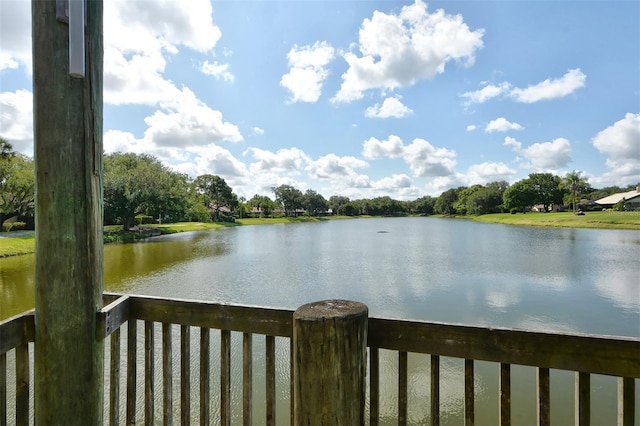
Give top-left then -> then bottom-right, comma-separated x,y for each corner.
1,0 -> 639,200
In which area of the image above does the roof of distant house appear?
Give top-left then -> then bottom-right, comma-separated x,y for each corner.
594,188 -> 640,205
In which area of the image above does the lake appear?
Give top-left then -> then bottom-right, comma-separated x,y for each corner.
1,217 -> 639,424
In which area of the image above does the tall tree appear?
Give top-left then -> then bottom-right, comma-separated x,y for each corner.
527,173 -> 564,212
272,184 -> 304,216
193,174 -> 235,221
434,187 -> 461,215
503,179 -> 536,212
104,152 -> 180,229
248,194 -> 276,217
303,189 -> 328,216
561,170 -> 589,212
0,154 -> 35,228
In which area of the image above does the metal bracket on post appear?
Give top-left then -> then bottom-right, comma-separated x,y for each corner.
55,0 -> 86,78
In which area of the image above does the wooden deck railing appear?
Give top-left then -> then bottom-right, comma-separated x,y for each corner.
1,293 -> 638,425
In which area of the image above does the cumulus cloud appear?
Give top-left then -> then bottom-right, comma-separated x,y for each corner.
280,41 -> 335,103
0,90 -> 33,154
460,82 -> 511,106
363,135 -> 457,178
485,117 -> 524,133
464,162 -> 515,184
252,127 -> 265,135
365,97 -> 413,118
0,0 -> 31,72
306,153 -> 369,179
332,0 -> 484,103
246,147 -> 310,172
201,61 -> 234,82
466,125 -> 477,132
591,113 -> 640,184
510,69 -> 586,103
505,136 -> 572,171
461,69 -> 586,105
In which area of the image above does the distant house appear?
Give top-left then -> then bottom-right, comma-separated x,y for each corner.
594,187 -> 640,210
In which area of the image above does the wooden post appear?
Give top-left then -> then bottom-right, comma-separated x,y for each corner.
293,300 -> 368,425
32,0 -> 104,424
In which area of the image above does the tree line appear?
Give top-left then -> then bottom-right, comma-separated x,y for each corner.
0,142 -> 637,231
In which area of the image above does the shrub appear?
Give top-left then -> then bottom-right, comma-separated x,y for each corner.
3,221 -> 27,232
510,208 -> 518,215
135,215 -> 154,225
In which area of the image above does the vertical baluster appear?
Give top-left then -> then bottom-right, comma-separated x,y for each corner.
0,353 -> 6,426
575,372 -> 590,426
162,323 -> 173,426
144,321 -> 154,426
499,363 -> 510,426
618,377 -> 635,426
126,320 -> 137,425
221,329 -> 231,426
109,328 -> 121,426
289,337 -> 294,426
15,342 -> 29,426
464,359 -> 474,426
180,325 -> 190,426
398,351 -> 408,426
266,335 -> 276,426
243,333 -> 253,426
431,355 -> 440,426
536,367 -> 550,426
200,328 -> 210,425
370,348 -> 380,426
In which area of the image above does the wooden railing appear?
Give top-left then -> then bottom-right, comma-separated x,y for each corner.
1,293 -> 638,425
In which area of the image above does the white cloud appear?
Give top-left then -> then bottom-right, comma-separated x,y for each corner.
332,0 -> 484,103
280,41 -> 335,103
362,135 -> 405,159
460,82 -> 511,106
306,153 -> 369,179
464,162 -> 515,184
202,61 -> 234,82
363,135 -> 456,178
591,113 -> 640,184
247,147 -> 310,172
466,125 -> 477,132
252,127 -> 265,135
505,136 -> 572,171
365,97 -> 413,118
0,0 -> 32,72
0,90 -> 33,154
510,69 -> 586,103
485,117 -> 524,133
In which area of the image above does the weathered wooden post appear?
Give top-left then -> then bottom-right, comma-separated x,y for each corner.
293,300 -> 368,425
32,0 -> 104,423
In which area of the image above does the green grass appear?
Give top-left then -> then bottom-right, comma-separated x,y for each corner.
0,234 -> 35,257
471,211 -> 640,230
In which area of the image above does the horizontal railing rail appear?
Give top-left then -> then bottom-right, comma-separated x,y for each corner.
1,293 -> 638,425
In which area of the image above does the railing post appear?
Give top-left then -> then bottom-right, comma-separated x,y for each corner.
32,0 -> 104,424
293,300 -> 368,425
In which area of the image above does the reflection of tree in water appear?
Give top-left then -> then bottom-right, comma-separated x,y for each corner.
104,233 -> 230,289
0,254 -> 35,319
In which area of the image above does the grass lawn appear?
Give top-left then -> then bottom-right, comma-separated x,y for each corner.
471,211 -> 640,230
0,234 -> 35,257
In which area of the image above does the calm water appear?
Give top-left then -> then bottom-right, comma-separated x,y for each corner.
1,217 -> 639,424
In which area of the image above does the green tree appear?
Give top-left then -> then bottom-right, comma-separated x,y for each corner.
411,196 -> 436,215
248,194 -> 276,217
193,174 -> 235,221
0,153 -> 35,228
328,195 -> 350,215
503,179 -> 536,212
303,189 -> 328,216
434,187 -> 461,215
453,185 -> 480,215
561,170 -> 590,212
528,173 -> 563,212
465,186 -> 504,215
104,152 -> 181,229
272,184 -> 304,216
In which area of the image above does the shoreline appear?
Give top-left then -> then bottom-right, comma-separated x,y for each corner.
1,212 -> 638,258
